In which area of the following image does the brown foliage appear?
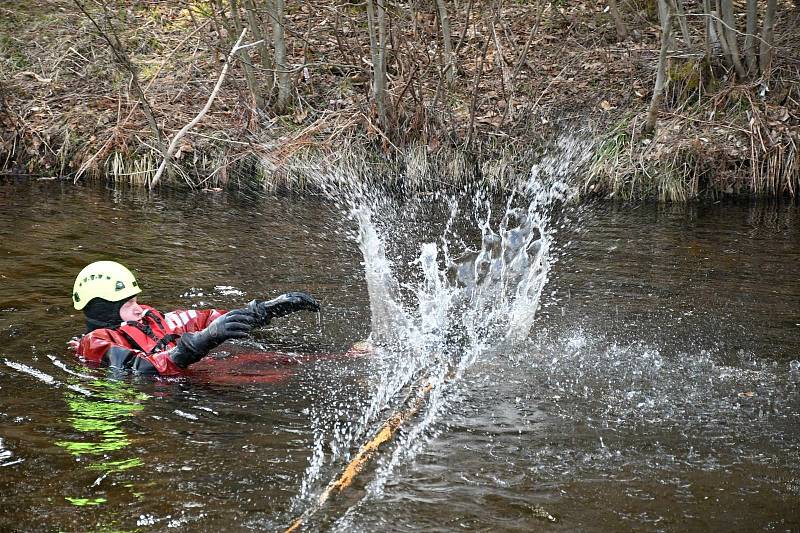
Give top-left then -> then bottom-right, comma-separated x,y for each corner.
0,0 -> 798,198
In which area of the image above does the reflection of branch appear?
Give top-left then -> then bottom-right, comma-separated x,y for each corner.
149,29 -> 248,188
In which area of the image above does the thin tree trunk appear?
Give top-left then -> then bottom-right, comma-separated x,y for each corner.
657,0 -> 674,49
376,0 -> 389,130
435,0 -> 456,83
230,0 -> 264,109
671,0 -> 692,49
720,0 -> 748,78
490,16 -> 510,104
366,0 -> 379,70
743,0 -> 758,74
366,0 -> 388,130
713,4 -> 735,69
607,0 -> 628,41
759,0 -> 777,75
702,0 -> 714,61
272,0 -> 291,113
644,0 -> 672,135
243,0 -> 274,96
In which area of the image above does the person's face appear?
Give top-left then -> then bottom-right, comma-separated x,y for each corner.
119,297 -> 144,322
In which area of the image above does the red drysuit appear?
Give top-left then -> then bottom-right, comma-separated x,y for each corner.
75,305 -> 224,376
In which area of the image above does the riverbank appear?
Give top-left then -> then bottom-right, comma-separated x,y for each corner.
1,1 -> 798,200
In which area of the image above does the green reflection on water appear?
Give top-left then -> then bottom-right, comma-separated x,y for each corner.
87,457 -> 143,473
64,496 -> 107,506
56,378 -> 149,507
56,379 -> 147,458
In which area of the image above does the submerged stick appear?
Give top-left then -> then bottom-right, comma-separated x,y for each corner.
284,380 -> 434,532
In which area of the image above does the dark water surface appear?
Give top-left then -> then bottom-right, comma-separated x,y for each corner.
0,179 -> 798,532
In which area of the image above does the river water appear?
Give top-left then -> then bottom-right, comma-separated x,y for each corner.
0,176 -> 798,532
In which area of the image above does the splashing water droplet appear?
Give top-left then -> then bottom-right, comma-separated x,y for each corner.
295,136 -> 592,509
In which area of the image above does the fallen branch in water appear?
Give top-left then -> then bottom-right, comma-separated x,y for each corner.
284,379 -> 434,532
148,28 -> 250,189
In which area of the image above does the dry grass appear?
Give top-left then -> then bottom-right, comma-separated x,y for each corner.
0,1 -> 798,200
584,53 -> 799,201
586,108 -> 799,201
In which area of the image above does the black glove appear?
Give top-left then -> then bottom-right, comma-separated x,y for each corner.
169,309 -> 256,368
246,292 -> 320,327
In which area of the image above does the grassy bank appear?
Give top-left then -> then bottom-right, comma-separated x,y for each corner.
1,1 -> 798,199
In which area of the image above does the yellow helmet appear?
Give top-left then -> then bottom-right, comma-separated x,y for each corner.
72,261 -> 141,310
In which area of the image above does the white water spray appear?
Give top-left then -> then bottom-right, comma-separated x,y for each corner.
296,137 -> 590,516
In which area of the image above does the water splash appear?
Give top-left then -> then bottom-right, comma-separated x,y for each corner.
4,359 -> 93,397
295,137 -> 590,515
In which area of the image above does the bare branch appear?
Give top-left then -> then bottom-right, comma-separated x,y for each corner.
644,0 -> 672,135
149,29 -> 248,189
759,0 -> 777,75
73,0 -> 171,178
744,0 -> 758,74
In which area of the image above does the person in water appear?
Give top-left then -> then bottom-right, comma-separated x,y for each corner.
69,261 -> 320,376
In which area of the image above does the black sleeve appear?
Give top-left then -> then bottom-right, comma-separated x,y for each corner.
105,345 -> 160,375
